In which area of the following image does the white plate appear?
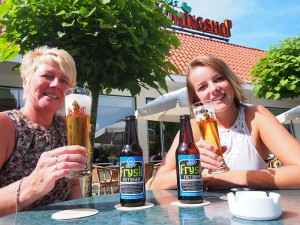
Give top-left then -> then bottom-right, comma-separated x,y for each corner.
171,200 -> 211,207
114,202 -> 154,211
52,208 -> 99,220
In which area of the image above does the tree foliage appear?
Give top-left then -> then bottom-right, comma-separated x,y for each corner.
0,0 -> 180,95
250,35 -> 300,100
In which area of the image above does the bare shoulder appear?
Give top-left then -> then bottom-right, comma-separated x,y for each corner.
245,104 -> 270,114
0,112 -> 14,131
245,105 -> 276,121
0,112 -> 15,166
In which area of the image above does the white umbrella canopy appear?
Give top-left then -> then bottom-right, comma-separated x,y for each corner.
94,121 -> 126,146
276,105 -> 300,124
135,87 -> 190,122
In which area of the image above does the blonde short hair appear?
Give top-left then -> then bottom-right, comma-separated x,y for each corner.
21,46 -> 77,102
186,55 -> 247,108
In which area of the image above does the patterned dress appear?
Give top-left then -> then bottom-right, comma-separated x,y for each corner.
0,110 -> 72,210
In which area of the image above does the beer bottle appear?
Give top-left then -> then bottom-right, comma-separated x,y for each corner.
120,115 -> 145,207
176,114 -> 203,204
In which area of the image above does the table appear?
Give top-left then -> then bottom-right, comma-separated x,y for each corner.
93,163 -> 112,167
1,189 -> 299,224
105,165 -> 119,169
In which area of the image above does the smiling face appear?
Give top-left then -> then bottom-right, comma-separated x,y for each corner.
186,56 -> 247,114
189,66 -> 235,112
23,61 -> 71,113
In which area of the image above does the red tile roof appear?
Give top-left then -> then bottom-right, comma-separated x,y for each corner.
168,32 -> 265,83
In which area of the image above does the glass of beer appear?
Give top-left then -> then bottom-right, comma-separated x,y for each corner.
65,87 -> 92,179
192,100 -> 229,174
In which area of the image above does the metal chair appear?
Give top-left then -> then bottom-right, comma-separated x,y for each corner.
92,165 -> 119,195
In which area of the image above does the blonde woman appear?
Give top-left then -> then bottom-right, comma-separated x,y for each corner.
150,55 -> 300,190
0,46 -> 87,216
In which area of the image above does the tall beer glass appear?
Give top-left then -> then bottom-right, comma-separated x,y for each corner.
65,87 -> 92,179
192,100 -> 229,174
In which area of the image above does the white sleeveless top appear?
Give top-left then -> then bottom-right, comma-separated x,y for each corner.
219,106 -> 268,170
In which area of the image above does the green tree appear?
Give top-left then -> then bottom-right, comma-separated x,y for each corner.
251,35 -> 300,100
0,0 -> 180,196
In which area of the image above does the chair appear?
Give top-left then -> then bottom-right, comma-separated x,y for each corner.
92,165 -> 119,195
145,163 -> 161,190
144,163 -> 155,183
153,163 -> 161,176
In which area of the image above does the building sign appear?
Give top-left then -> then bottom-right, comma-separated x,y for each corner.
156,1 -> 232,40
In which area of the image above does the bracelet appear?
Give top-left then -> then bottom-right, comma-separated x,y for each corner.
16,177 -> 25,213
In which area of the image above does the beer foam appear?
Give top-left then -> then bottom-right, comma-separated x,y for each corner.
65,93 -> 92,116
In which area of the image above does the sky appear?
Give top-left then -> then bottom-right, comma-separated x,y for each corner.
180,0 -> 300,51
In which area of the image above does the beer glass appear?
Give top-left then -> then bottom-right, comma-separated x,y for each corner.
192,100 -> 229,174
65,87 -> 92,179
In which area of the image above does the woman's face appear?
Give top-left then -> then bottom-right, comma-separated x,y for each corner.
189,65 -> 235,112
24,61 -> 70,113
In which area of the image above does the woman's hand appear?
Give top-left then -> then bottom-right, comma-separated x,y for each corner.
195,140 -> 226,171
27,145 -> 87,198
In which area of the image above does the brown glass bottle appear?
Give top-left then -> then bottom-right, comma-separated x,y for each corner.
176,114 -> 203,204
119,115 -> 145,207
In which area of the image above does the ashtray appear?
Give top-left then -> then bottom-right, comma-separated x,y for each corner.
227,191 -> 282,220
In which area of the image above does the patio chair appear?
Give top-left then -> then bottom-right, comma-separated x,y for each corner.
153,162 -> 161,176
92,165 -> 119,195
144,163 -> 155,183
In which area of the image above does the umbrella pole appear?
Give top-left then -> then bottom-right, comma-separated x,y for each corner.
160,121 -> 165,157
290,120 -> 295,137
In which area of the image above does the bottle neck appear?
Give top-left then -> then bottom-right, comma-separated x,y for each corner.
124,118 -> 139,146
179,116 -> 194,146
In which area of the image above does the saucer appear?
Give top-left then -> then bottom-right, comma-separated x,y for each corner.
171,200 -> 211,207
114,202 -> 154,211
52,208 -> 99,220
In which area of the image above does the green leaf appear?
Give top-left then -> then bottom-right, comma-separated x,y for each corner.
251,34 -> 300,100
62,20 -> 75,27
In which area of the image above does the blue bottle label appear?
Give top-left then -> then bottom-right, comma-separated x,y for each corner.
120,156 -> 145,200
177,154 -> 203,197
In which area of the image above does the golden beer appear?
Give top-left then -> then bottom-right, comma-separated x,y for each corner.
192,101 -> 229,174
65,87 -> 92,179
197,117 -> 223,157
66,114 -> 90,148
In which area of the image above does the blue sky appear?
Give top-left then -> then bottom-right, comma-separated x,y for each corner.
181,0 -> 300,51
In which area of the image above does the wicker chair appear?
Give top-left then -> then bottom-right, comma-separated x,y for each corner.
92,166 -> 119,195
144,163 -> 155,183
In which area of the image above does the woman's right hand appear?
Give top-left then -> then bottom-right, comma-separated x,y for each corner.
27,145 -> 87,198
195,140 -> 225,171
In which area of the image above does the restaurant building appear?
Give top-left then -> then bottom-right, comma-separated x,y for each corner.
1,3 -> 299,163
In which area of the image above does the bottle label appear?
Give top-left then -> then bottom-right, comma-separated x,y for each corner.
120,156 -> 145,199
177,154 -> 203,196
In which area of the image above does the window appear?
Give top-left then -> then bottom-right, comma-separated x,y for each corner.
95,95 -> 135,131
0,87 -> 23,111
93,95 -> 135,163
146,98 -> 180,161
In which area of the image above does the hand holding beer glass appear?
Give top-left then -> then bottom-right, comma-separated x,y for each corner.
65,87 -> 92,179
192,100 -> 229,174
